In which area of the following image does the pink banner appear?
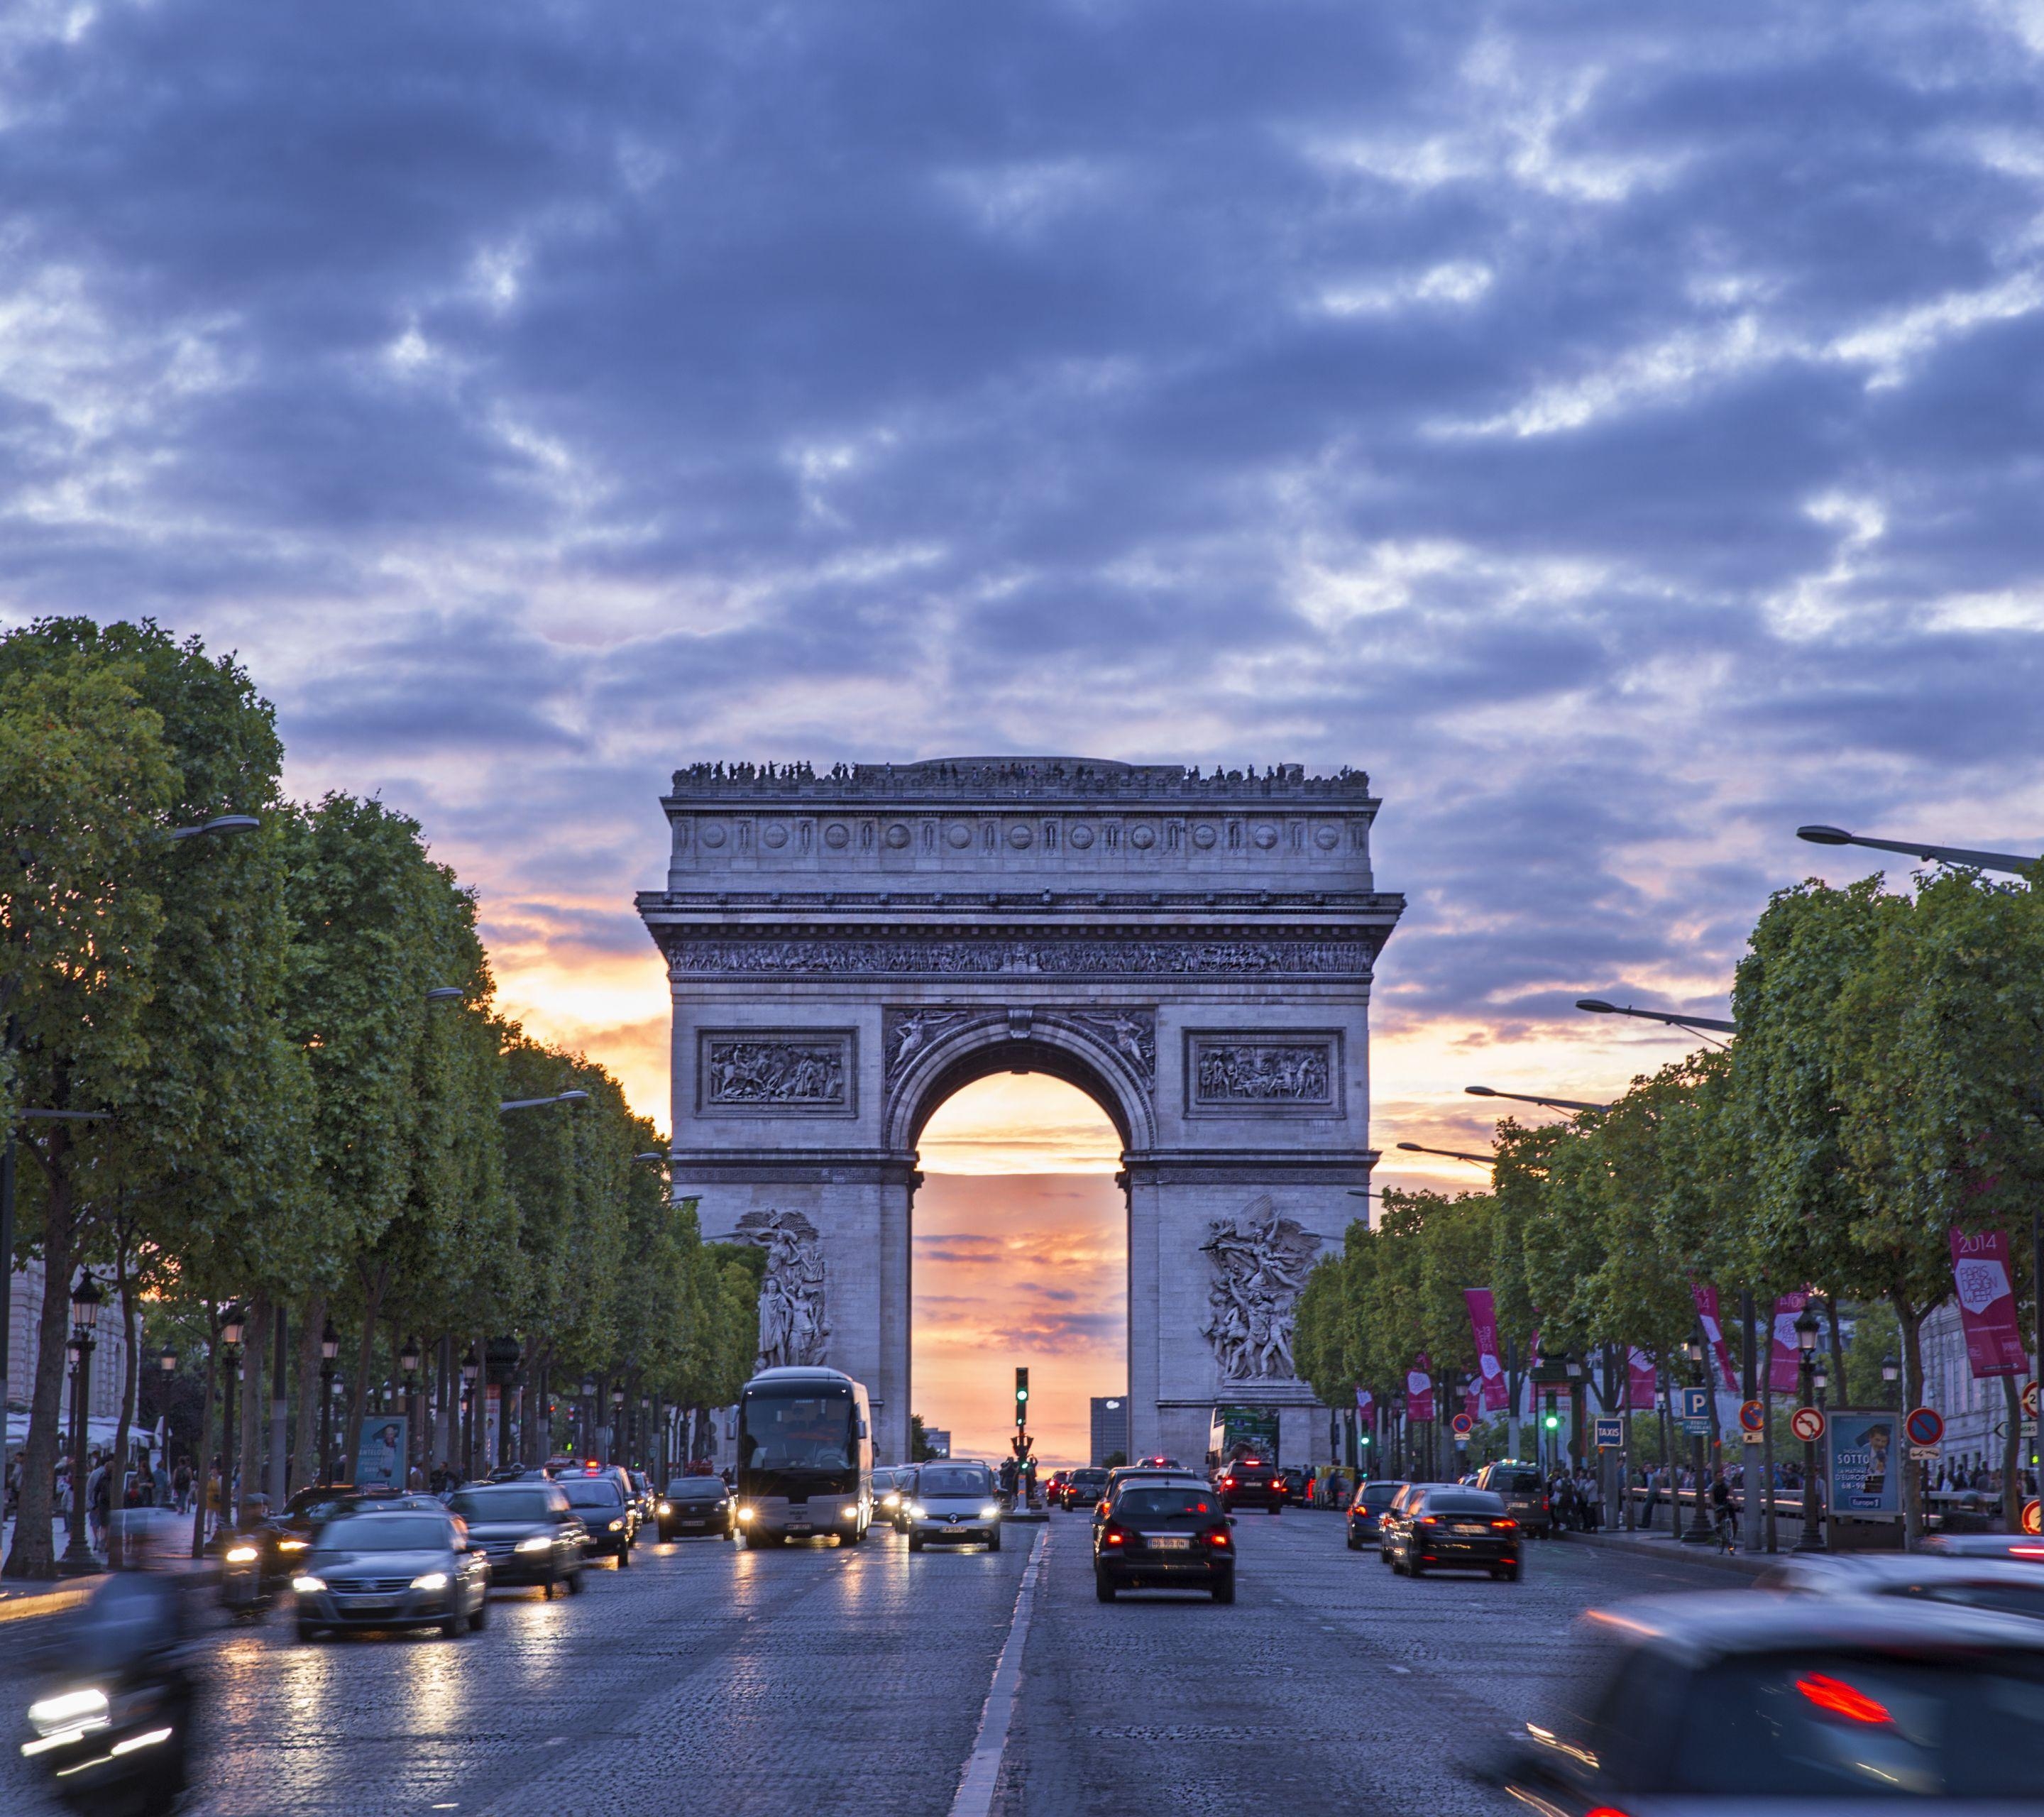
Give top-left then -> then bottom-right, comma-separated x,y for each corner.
1406,1352 -> 1434,1423
1769,1292 -> 1809,1394
1951,1229 -> 2029,1378
1464,1288 -> 1510,1413
1354,1387 -> 1374,1424
1627,1347 -> 1658,1410
1691,1283 -> 1740,1394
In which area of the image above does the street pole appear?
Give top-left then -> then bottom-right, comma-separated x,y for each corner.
1796,1343 -> 1823,1552
1682,1334 -> 1713,1544
1740,1290 -> 1762,1553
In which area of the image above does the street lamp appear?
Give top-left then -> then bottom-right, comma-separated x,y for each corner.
424,987 -> 465,1004
60,1271 -> 104,1574
1394,1141 -> 1494,1168
319,1319 -> 341,1484
1881,1353 -> 1900,1409
1680,1327 -> 1713,1544
165,813 -> 262,842
400,1335 -> 422,1484
1465,1085 -> 1610,1114
461,1346 -> 480,1481
1794,1305 -> 1824,1552
1796,823 -> 2036,875
1576,998 -> 1737,1037
158,1342 -> 177,1376
499,1089 -> 590,1114
610,1384 -> 626,1468
632,1152 -> 669,1165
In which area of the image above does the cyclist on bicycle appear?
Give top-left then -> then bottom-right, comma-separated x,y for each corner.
1708,1469 -> 1735,1549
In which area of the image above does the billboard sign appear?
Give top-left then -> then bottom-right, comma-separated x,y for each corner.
352,1415 -> 408,1490
1828,1409 -> 1901,1516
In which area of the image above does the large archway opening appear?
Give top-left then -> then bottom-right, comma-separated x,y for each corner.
912,1074 -> 1126,1469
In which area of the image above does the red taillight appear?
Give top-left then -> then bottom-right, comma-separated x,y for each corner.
1102,1525 -> 1128,1548
1583,1808 -> 1634,1817
1797,1673 -> 1892,1726
1417,1515 -> 1439,1526
1221,1478 -> 1236,1489
1205,1528 -> 1231,1548
1491,1518 -> 1517,1531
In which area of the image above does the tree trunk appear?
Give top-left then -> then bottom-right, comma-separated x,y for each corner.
289,1293 -> 324,1496
3,1125 -> 77,1580
236,1291 -> 268,1517
1762,1370 -> 1778,1552
341,1262 -> 390,1484
106,1227 -> 138,1568
2004,1373 -> 2024,1532
1827,1297 -> 1848,1407
1896,1294 -> 1926,1552
189,1309 -> 221,1559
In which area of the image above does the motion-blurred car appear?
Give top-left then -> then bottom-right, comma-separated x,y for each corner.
906,1461 -> 1002,1552
1216,1458 -> 1285,1513
447,1481 -> 586,1596
1921,1532 -> 2044,1563
1061,1467 -> 1109,1510
1758,1553 -> 2044,1621
659,1475 -> 737,1540
1385,1484 -> 1519,1579
1094,1481 -> 1234,1603
1481,1593 -> 2044,1810
1345,1479 -> 1404,1550
559,1473 -> 636,1564
1473,1461 -> 1551,1535
293,1509 -> 491,1640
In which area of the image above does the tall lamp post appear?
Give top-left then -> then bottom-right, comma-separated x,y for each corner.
1794,1305 -> 1824,1552
218,1303 -> 246,1530
1681,1329 -> 1713,1544
399,1335 -> 422,1487
460,1346 -> 480,1482
610,1385 -> 626,1466
319,1320 -> 341,1483
58,1272 -> 104,1574
1881,1353 -> 1900,1409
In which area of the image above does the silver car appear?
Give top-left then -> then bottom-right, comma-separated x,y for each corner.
1759,1552 -> 2044,1622
906,1461 -> 1002,1552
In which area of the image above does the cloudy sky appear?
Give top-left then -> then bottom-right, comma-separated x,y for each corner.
9,0 -> 2044,1458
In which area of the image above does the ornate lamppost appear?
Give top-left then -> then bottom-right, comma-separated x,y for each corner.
399,1334 -> 422,1486
218,1302 -> 246,1530
460,1346 -> 480,1482
319,1319 -> 341,1483
1794,1304 -> 1824,1552
1881,1352 -> 1900,1410
610,1384 -> 626,1466
1681,1327 -> 1714,1544
581,1377 -> 596,1459
58,1271 -> 104,1574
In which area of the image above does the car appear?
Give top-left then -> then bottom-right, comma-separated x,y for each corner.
1921,1532 -> 2044,1562
292,1508 -> 491,1640
1376,1480 -> 1435,1562
446,1481 -> 586,1596
1062,1467 -> 1109,1510
1345,1479 -> 1404,1550
1482,1592 -> 2044,1810
1757,1553 -> 2044,1621
1094,1479 -> 1234,1603
559,1474 -> 636,1564
1384,1484 -> 1519,1579
1093,1466 -> 1207,1526
881,1467 -> 918,1532
1216,1457 -> 1284,1513
1274,1466 -> 1307,1505
627,1469 -> 657,1525
906,1461 -> 1003,1552
1044,1471 -> 1069,1506
1473,1461 -> 1551,1535
659,1474 -> 737,1540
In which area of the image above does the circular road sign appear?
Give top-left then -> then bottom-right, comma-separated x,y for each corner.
1451,1411 -> 1476,1437
1738,1399 -> 1765,1434
2026,1500 -> 2043,1537
2026,1380 -> 2040,1420
1905,1405 -> 1945,1449
1791,1405 -> 1826,1443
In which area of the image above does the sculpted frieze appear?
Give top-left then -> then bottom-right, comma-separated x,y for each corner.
1201,1196 -> 1322,1382
699,1031 -> 854,1114
1187,1034 -> 1341,1111
881,1005 -> 1158,1089
666,938 -> 1371,979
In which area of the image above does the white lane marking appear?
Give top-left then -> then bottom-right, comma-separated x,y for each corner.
947,1525 -> 1048,1817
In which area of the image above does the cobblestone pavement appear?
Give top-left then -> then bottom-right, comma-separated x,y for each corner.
1,1514 -> 1742,1817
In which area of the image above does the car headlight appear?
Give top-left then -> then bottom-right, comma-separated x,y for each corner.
292,1575 -> 327,1595
224,1544 -> 259,1563
881,1493 -> 899,1508
608,1518 -> 623,1532
840,1505 -> 858,1520
410,1571 -> 450,1591
657,1502 -> 671,1515
515,1535 -> 553,1553
981,1505 -> 1001,1520
278,1538 -> 307,1552
737,1506 -> 754,1523
28,1689 -> 108,1736
908,1504 -> 928,1520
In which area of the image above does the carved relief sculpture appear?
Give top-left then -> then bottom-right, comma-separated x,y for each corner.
1192,1038 -> 1335,1106
703,1036 -> 850,1108
733,1209 -> 830,1370
1200,1197 -> 1323,1381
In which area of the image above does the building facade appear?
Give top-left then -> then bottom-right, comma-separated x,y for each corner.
1090,1395 -> 1130,1466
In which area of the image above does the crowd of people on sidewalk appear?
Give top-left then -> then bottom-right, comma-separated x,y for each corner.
6,1443 -> 212,1557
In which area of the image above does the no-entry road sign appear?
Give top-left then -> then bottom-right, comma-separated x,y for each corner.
1791,1405 -> 1826,1443
1905,1405 -> 1945,1449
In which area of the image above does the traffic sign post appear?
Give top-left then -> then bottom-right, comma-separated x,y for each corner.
1594,1416 -> 1622,1451
1738,1399 -> 1765,1432
1678,1385 -> 1710,1437
2025,1500 -> 2042,1537
1904,1405 -> 1944,1449
2025,1380 -> 2040,1420
1791,1405 -> 1826,1444
1450,1411 -> 1475,1439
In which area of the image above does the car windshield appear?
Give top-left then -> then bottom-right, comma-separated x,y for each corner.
316,1515 -> 451,1552
919,1467 -> 993,1497
1361,1485 -> 1399,1508
666,1479 -> 726,1499
1493,1471 -> 1542,1493
447,1491 -> 554,1522
1662,1647 -> 2044,1797
1117,1488 -> 1216,1520
1424,1491 -> 1504,1514
563,1481 -> 624,1508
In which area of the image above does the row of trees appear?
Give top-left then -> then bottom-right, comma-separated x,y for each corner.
1298,863 -> 2044,1543
2,617 -> 758,1577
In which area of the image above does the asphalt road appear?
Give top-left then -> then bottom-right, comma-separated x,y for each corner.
1,1513 -> 1745,1817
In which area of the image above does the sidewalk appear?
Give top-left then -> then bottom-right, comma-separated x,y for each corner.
1551,1525 -> 1776,1579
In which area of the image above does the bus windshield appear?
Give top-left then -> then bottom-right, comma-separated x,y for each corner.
742,1388 -> 855,1473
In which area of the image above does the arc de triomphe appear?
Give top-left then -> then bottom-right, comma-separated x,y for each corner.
636,758 -> 1403,1466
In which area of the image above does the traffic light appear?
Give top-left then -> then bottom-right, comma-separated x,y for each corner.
1543,1390 -> 1559,1432
1015,1367 -> 1029,1427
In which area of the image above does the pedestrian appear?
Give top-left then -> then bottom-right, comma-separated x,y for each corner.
153,1454 -> 171,1509
89,1455 -> 112,1552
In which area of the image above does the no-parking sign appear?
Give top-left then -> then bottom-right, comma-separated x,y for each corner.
1451,1411 -> 1475,1437
1905,1405 -> 1944,1449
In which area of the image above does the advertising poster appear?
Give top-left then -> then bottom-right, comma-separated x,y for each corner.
1769,1292 -> 1810,1393
1950,1229 -> 2029,1378
1216,1405 -> 1280,1461
353,1415 -> 408,1490
1627,1348 -> 1658,1410
1690,1283 -> 1741,1394
1463,1289 -> 1510,1412
1406,1352 -> 1434,1423
1828,1410 -> 1901,1516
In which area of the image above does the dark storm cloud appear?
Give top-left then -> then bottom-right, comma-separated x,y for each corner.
6,0 -> 2044,1056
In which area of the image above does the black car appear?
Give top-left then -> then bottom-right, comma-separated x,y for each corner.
446,1481 -> 587,1596
560,1476 -> 635,1564
1094,1481 -> 1235,1603
659,1475 -> 737,1541
1345,1478 -> 1403,1550
292,1510 -> 491,1640
1385,1484 -> 1520,1579
1062,1467 -> 1109,1510
1485,1593 -> 2044,1811
1216,1457 -> 1284,1513
1473,1461 -> 1551,1535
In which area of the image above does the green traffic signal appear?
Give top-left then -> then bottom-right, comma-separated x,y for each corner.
1543,1413 -> 1559,1429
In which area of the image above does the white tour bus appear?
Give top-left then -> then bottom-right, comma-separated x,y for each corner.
735,1366 -> 874,1546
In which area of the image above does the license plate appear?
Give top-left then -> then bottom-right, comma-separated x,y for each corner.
1150,1537 -> 1193,1551
342,1597 -> 391,1612
1453,1521 -> 1491,1533
788,1525 -> 811,1534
